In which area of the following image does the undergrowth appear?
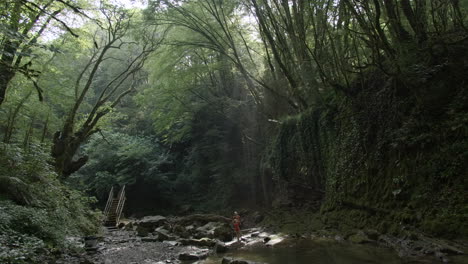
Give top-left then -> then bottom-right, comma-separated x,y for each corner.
0,143 -> 101,263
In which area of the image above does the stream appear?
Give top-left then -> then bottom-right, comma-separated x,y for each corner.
202,239 -> 468,264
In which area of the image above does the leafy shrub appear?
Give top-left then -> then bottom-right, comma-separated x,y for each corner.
0,143 -> 101,262
0,229 -> 45,264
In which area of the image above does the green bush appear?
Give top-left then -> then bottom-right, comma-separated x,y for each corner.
0,143 -> 101,262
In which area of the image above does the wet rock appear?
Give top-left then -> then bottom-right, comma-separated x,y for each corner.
250,232 -> 260,237
215,242 -> 228,253
264,234 -> 284,246
178,249 -> 209,260
179,237 -> 216,247
221,257 -> 267,264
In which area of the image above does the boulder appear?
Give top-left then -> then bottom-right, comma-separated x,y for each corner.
154,228 -> 176,241
178,249 -> 209,260
179,238 -> 216,247
124,221 -> 133,230
193,222 -> 233,241
172,224 -> 190,238
136,215 -> 168,230
214,225 -> 234,242
215,242 -> 228,253
221,257 -> 267,264
264,234 -> 284,246
136,226 -> 150,237
185,225 -> 196,236
195,222 -> 221,238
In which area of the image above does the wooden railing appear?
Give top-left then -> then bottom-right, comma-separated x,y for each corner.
103,186 -> 114,221
115,185 -> 126,225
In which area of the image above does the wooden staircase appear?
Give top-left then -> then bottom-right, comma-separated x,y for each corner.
103,185 -> 126,227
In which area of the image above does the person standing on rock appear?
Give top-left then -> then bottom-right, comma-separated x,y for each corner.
232,211 -> 241,242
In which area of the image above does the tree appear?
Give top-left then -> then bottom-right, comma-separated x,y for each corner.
146,0 -> 267,106
0,0 -> 83,106
51,6 -> 164,178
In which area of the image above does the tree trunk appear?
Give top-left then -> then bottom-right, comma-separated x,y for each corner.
0,65 -> 15,106
383,0 -> 411,42
400,0 -> 427,43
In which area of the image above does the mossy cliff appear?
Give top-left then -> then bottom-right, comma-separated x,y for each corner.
264,45 -> 468,238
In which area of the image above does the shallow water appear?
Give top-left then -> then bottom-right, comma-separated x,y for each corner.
201,239 -> 468,264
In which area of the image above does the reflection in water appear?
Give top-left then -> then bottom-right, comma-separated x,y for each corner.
201,239 -> 468,264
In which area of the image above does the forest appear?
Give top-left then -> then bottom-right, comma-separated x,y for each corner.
0,0 -> 467,263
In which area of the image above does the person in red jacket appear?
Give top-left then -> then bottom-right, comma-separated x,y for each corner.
232,211 -> 241,242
